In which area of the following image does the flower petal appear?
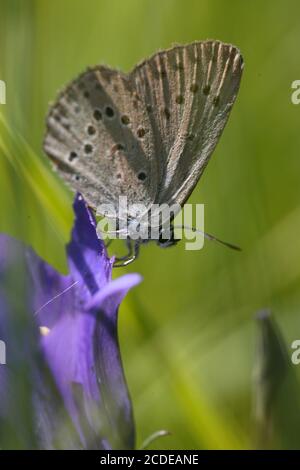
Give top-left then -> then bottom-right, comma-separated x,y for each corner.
87,273 -> 142,449
67,193 -> 112,297
86,273 -> 142,311
0,194 -> 140,450
40,273 -> 141,449
27,249 -> 74,328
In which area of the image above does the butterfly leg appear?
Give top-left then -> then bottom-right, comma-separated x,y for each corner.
113,238 -> 140,267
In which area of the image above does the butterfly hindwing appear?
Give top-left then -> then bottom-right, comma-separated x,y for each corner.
44,67 -> 160,214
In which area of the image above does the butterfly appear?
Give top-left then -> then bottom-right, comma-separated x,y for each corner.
44,40 -> 243,265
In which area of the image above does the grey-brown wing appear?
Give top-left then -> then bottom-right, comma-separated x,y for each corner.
43,66 -> 160,215
132,40 -> 243,207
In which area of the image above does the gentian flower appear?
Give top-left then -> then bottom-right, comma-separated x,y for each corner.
0,194 -> 141,449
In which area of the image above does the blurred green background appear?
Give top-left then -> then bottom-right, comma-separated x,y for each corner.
1,0 -> 300,449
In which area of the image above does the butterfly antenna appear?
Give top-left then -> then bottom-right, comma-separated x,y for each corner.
173,225 -> 242,251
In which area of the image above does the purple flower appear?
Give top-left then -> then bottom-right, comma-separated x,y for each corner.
0,194 -> 141,449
